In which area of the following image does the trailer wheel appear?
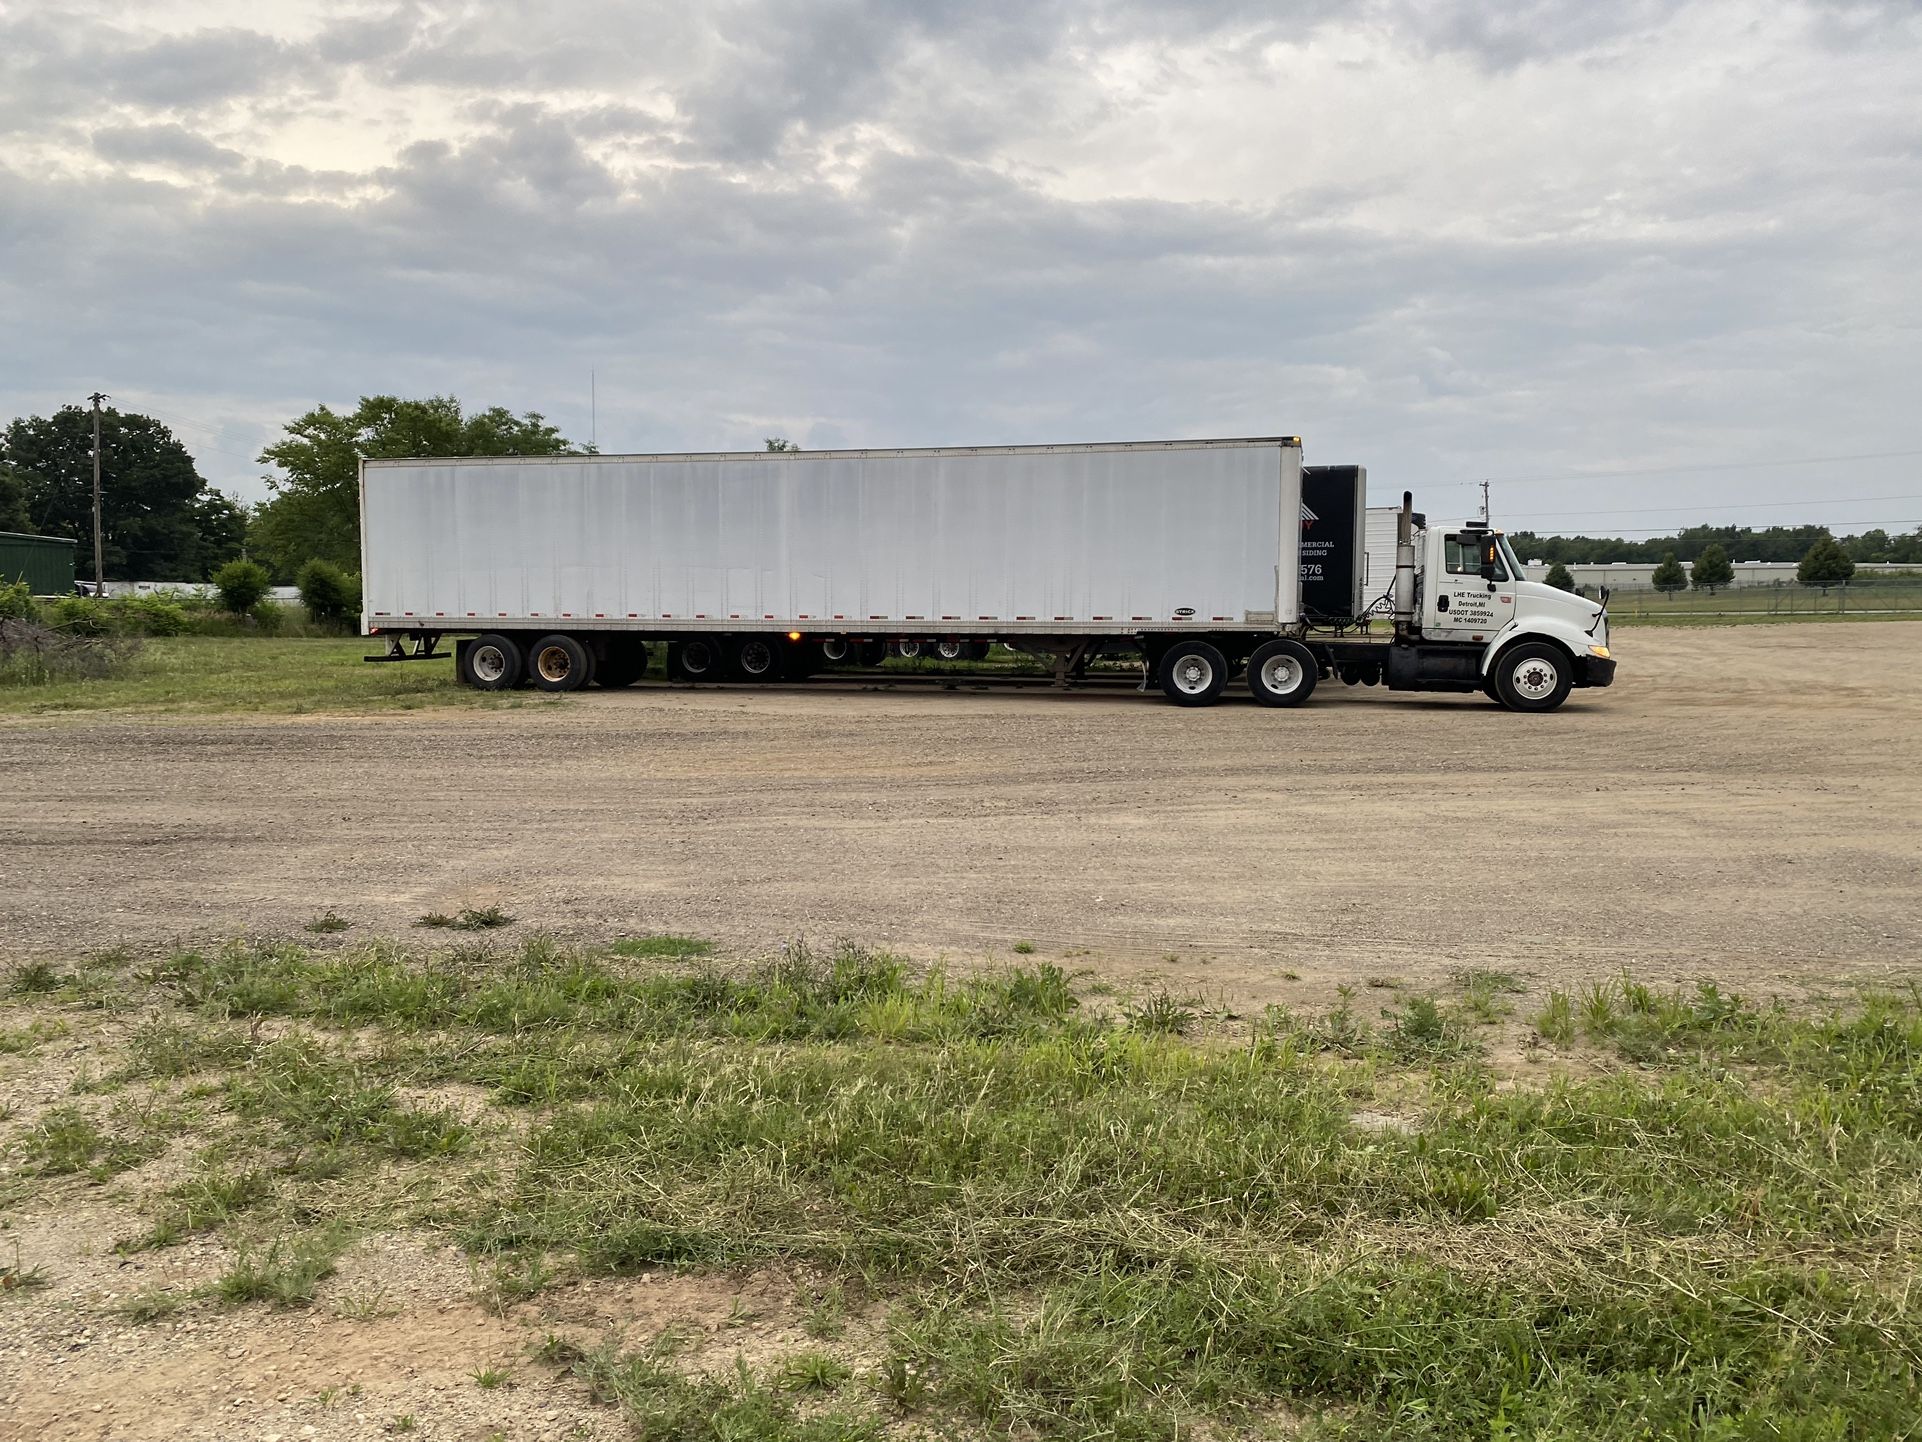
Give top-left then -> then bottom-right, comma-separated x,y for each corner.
857,640 -> 888,667
732,635 -> 782,681
1493,641 -> 1572,713
934,639 -> 966,661
1158,639 -> 1228,706
528,634 -> 591,692
895,639 -> 924,660
594,642 -> 649,688
820,637 -> 851,664
967,641 -> 992,661
1246,639 -> 1318,708
671,638 -> 720,681
460,633 -> 523,691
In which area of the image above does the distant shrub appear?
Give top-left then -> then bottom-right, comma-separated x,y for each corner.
0,579 -> 35,621
116,594 -> 191,636
296,560 -> 361,630
47,594 -> 111,636
213,559 -> 272,615
249,598 -> 285,635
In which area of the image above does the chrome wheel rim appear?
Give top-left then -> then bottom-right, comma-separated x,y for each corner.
1259,654 -> 1302,695
821,639 -> 848,662
1170,654 -> 1214,695
473,645 -> 507,684
1512,656 -> 1558,701
936,641 -> 964,660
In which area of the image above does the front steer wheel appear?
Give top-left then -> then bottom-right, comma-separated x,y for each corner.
1493,641 -> 1573,713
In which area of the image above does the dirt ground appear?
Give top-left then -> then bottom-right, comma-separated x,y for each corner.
3,622 -> 1920,1009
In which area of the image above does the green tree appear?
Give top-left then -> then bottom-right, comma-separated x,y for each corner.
295,558 -> 361,629
213,558 -> 271,614
1543,561 -> 1576,592
1689,542 -> 1733,593
0,405 -> 231,579
1797,536 -> 1856,590
1649,552 -> 1688,593
0,464 -> 29,532
764,437 -> 800,452
251,396 -> 583,578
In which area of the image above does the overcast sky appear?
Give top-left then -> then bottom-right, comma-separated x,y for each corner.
4,0 -> 1920,536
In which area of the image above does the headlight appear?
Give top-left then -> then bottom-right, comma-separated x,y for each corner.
1589,645 -> 1611,659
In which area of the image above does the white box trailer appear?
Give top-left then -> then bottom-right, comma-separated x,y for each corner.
363,437 -> 1302,638
361,435 -> 1615,710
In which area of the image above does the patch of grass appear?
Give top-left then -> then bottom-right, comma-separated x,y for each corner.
1124,990 -> 1195,1036
1536,989 -> 1576,1045
1383,994 -> 1479,1060
391,1415 -> 418,1433
119,1016 -> 253,1080
7,960 -> 63,995
453,906 -> 514,931
1011,940 -> 1036,955
472,1251 -> 554,1315
777,1350 -> 852,1392
2,1242 -> 50,1297
224,1033 -> 472,1159
13,1104 -> 162,1179
610,935 -> 714,960
0,637 -> 551,718
799,1280 -> 847,1340
305,910 -> 350,934
0,1018 -> 69,1055
471,1365 -> 513,1390
214,1229 -> 348,1308
416,912 -> 456,929
555,1341 -> 877,1441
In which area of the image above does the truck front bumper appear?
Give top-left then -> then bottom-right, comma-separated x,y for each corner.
1579,654 -> 1617,689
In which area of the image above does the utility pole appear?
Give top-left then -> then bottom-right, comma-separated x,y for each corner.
1480,479 -> 1491,525
88,392 -> 109,595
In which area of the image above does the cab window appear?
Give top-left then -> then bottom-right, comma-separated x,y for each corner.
1445,534 -> 1507,582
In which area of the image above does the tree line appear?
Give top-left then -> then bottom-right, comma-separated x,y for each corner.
1511,521 -> 1922,567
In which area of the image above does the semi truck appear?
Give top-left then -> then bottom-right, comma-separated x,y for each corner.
360,435 -> 1614,710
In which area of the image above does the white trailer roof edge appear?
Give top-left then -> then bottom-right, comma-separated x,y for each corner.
360,436 -> 1303,469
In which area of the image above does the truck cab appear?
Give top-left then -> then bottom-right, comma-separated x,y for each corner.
1411,519 -> 1613,710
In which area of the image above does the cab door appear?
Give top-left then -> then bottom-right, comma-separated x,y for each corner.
1424,531 -> 1510,642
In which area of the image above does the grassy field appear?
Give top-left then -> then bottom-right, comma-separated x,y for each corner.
5,936 -> 1919,1439
0,637 -> 544,717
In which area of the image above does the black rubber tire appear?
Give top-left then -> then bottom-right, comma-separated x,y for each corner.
594,642 -> 649,688
933,639 -> 966,661
894,639 -> 924,659
527,633 -> 591,692
731,635 -> 783,682
1246,638 -> 1318,708
1158,639 -> 1229,707
819,637 -> 852,664
966,641 -> 992,661
1492,641 -> 1573,713
460,633 -> 523,691
670,638 -> 721,681
856,640 -> 888,667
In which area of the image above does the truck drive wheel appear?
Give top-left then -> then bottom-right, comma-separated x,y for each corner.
528,633 -> 592,692
1493,641 -> 1572,712
819,637 -> 851,663
856,640 -> 888,667
1247,638 -> 1318,707
670,638 -> 720,681
1158,639 -> 1228,706
460,633 -> 523,691
732,635 -> 782,681
934,639 -> 966,661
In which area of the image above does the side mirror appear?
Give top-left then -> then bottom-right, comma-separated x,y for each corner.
1479,541 -> 1500,582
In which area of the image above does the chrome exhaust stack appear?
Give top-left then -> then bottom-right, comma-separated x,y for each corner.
1392,490 -> 1416,634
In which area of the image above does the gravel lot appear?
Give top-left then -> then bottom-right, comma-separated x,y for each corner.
4,621 -> 1918,1008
